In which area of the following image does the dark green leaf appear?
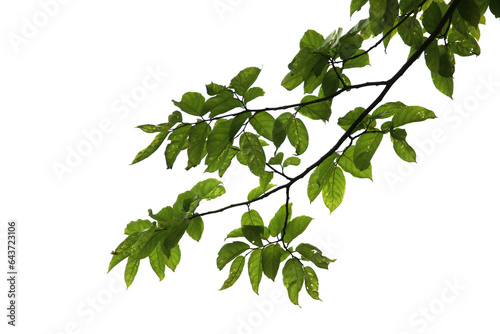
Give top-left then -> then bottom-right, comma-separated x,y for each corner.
398,17 -> 423,49
424,40 -> 440,73
282,258 -> 304,305
163,244 -> 181,272
162,220 -> 188,254
458,0 -> 481,27
148,243 -> 166,281
203,90 -> 242,117
369,0 -> 387,19
273,112 -> 293,150
491,0 -> 500,17
283,216 -> 313,244
354,132 -> 383,171
248,249 -> 263,294
438,45 -> 455,78
242,225 -> 265,246
262,244 -> 284,281
217,241 -> 250,270
268,152 -> 284,165
206,120 -> 232,169
230,67 -> 261,96
338,107 -> 370,132
206,82 -> 227,96
173,92 -> 206,116
343,50 -> 370,69
351,0 -> 368,16
220,256 -> 245,290
422,2 -> 443,33
322,68 -> 340,97
240,132 -> 266,177
165,125 -> 192,169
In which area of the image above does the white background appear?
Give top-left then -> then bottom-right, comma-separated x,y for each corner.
1,1 -> 500,333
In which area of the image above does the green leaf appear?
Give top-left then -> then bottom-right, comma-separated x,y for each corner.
241,210 -> 264,227
438,45 -> 455,78
149,206 -> 174,224
268,152 -> 284,165
422,2 -> 443,33
136,124 -> 165,133
164,124 -> 192,169
186,216 -> 204,241
351,0 -> 368,16
259,171 -> 274,191
206,82 -> 227,96
304,266 -> 321,300
248,183 -> 276,201
220,256 -> 245,290
162,220 -> 188,254
248,249 -> 263,294
125,219 -> 153,235
206,120 -> 232,169
287,117 -> 309,155
398,17 -> 423,49
300,29 -> 324,49
369,0 -> 387,19
240,132 -> 266,177
131,130 -> 169,165
230,67 -> 261,96
281,70 -> 304,91
307,155 -> 338,202
338,146 -> 372,179
372,101 -> 406,119
250,112 -> 276,141
262,244 -> 284,281
187,122 -> 210,167
283,157 -> 301,167
148,243 -> 166,281
343,50 -> 370,69
244,87 -> 265,104
448,31 -> 480,57
390,129 -> 417,162
458,0 -> 481,27
307,165 -> 323,202
108,233 -> 140,272
392,106 -> 437,127
217,241 -> 250,270
353,132 -> 383,171
338,107 -> 370,132
242,225 -> 265,247
272,112 -> 293,150
424,40 -> 440,73
282,258 -> 304,305
322,166 -> 346,213
321,68 -> 340,97
399,0 -> 420,12
298,95 -> 332,121
226,228 -> 244,239
128,225 -> 157,260
296,243 -> 336,269
269,203 -> 293,237
228,113 -> 249,139
491,0 -> 500,18
173,92 -> 206,116
191,178 -> 226,200
431,71 -> 454,98
124,257 -> 140,288
203,90 -> 242,117
163,244 -> 181,272
283,216 -> 313,244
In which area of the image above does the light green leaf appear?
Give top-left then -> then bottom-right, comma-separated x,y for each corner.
392,106 -> 437,127
351,0 -> 369,16
131,130 -> 169,165
244,87 -> 265,104
125,257 -> 140,288
191,178 -> 226,200
230,67 -> 261,96
322,166 -> 346,213
296,243 -> 336,269
338,107 -> 370,132
269,152 -> 284,165
173,92 -> 206,116
262,244 -> 284,281
240,132 -> 266,177
298,95 -> 332,121
247,183 -> 276,201
282,258 -> 304,306
353,132 -> 383,171
225,228 -> 244,239
125,219 -> 153,235
338,146 -> 372,179
424,40 -> 440,73
248,249 -> 263,294
148,243 -> 166,281
431,71 -> 454,98
217,241 -> 250,270
287,117 -> 309,155
283,216 -> 313,244
163,243 -> 181,272
269,203 -> 293,237
206,120 -> 232,169
203,90 -> 242,117
165,124 -> 192,169
343,50 -> 370,69
273,112 -> 293,150
220,256 -> 245,290
398,17 -> 423,49
284,157 -> 301,167
187,122 -> 210,167
186,216 -> 204,241
108,233 -> 140,273
304,266 -> 321,300
300,29 -> 324,49
250,111 -> 276,141
229,112 -> 250,139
